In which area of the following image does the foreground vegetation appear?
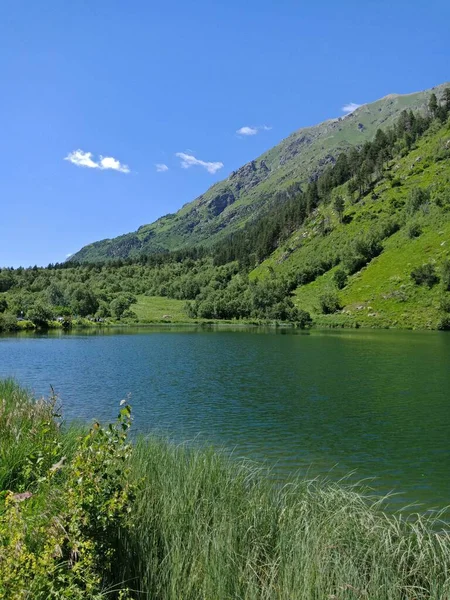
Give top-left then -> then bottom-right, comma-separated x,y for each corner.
1,379 -> 449,599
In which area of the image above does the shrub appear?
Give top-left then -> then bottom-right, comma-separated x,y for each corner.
319,292 -> 341,314
122,309 -> 138,321
406,187 -> 430,216
406,222 -> 423,239
437,315 -> 450,330
294,257 -> 336,287
333,269 -> 348,289
439,294 -> 450,313
341,235 -> 383,275
0,388 -> 135,599
410,263 -> 439,288
0,314 -> 18,333
441,260 -> 450,292
296,309 -> 313,328
110,295 -> 135,319
27,302 -> 54,327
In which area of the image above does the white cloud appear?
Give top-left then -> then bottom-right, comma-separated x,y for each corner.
65,253 -> 73,258
98,155 -> 130,173
64,149 -> 130,173
155,163 -> 169,172
342,102 -> 361,114
237,126 -> 258,136
64,150 -> 99,169
236,124 -> 272,136
175,152 -> 223,174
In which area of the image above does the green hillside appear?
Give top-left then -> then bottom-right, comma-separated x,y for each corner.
71,83 -> 449,263
252,117 -> 450,329
2,87 -> 450,332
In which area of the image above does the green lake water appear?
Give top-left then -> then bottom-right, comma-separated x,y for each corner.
1,327 -> 449,514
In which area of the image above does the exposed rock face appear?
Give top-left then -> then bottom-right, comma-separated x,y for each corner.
229,160 -> 271,194
318,154 -> 337,168
281,134 -> 313,163
105,234 -> 142,258
207,190 -> 236,216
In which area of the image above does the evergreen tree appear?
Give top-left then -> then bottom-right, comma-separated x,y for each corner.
333,195 -> 345,222
306,181 -> 319,214
429,93 -> 438,119
443,88 -> 450,113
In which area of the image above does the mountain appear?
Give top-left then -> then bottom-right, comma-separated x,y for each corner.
71,83 -> 449,263
2,96 -> 450,332
251,108 -> 450,329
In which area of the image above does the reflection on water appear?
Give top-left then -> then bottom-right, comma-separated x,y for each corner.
1,327 -> 449,514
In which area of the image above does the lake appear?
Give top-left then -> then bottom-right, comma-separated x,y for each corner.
1,327 -> 449,515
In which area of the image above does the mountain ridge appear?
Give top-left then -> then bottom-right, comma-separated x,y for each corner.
71,82 -> 449,263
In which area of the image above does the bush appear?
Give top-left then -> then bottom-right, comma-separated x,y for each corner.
439,294 -> 450,313
333,269 -> 348,289
0,314 -> 18,333
342,235 -> 383,275
110,295 -> 136,320
441,260 -> 450,292
437,315 -> 450,330
0,384 -> 135,599
410,263 -> 439,288
406,187 -> 430,216
27,302 -> 54,327
406,222 -> 423,238
122,309 -> 138,321
296,309 -> 313,328
319,292 -> 341,314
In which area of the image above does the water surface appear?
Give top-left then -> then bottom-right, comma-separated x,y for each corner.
1,327 -> 449,514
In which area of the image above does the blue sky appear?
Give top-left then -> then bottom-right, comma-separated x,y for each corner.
1,0 -> 449,267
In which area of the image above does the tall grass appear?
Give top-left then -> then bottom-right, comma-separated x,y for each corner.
1,380 -> 449,599
0,378 -> 80,491
116,438 -> 450,599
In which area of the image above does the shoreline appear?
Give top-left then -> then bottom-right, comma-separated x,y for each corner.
1,317 -> 449,335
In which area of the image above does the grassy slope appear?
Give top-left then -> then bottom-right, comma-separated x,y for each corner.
132,296 -> 259,325
133,295 -> 192,323
252,120 -> 450,329
71,84 -> 449,262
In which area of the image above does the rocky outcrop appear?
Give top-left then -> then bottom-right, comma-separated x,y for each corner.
228,160 -> 271,194
207,190 -> 236,216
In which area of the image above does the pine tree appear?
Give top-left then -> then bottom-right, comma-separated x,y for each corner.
333,195 -> 345,222
429,93 -> 438,119
443,88 -> 450,113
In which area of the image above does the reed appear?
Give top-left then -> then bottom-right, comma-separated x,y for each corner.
117,437 -> 450,599
1,379 -> 449,599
